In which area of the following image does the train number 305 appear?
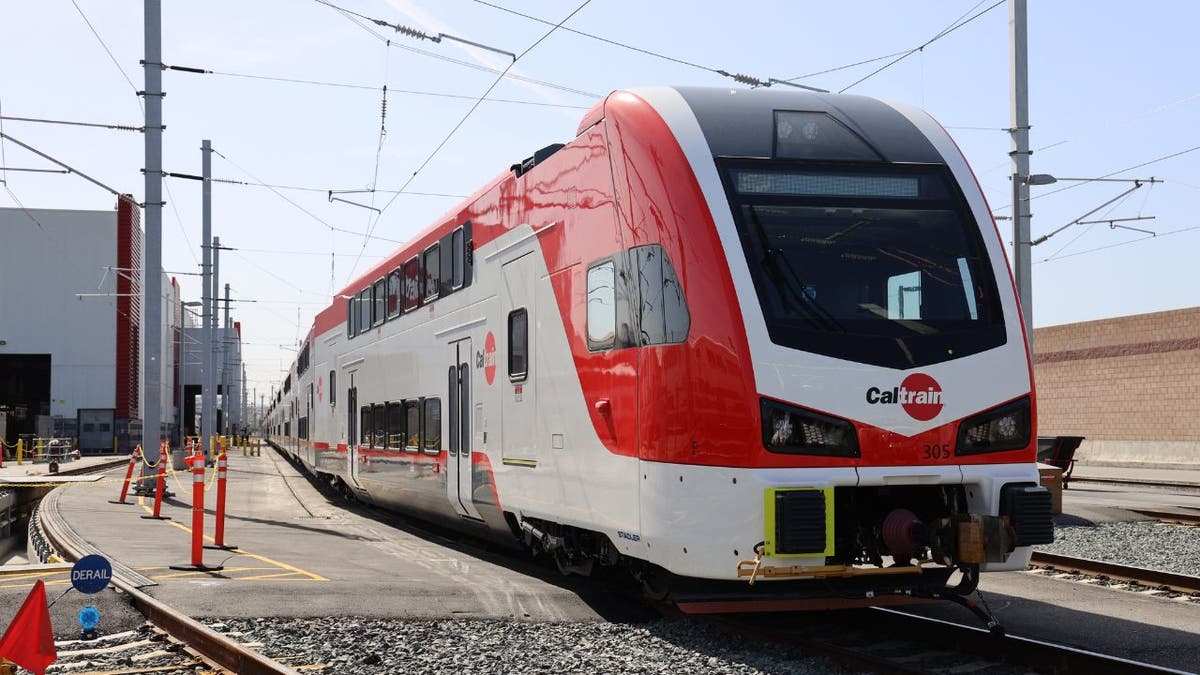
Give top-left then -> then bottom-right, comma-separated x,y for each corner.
921,443 -> 951,460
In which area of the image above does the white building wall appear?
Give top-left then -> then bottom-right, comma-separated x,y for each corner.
0,208 -> 118,415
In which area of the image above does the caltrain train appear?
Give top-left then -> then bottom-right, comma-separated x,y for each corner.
265,85 -> 1053,619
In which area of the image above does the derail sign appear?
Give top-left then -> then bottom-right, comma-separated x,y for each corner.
70,555 -> 113,595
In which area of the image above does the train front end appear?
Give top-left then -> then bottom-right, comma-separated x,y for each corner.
621,87 -> 1053,609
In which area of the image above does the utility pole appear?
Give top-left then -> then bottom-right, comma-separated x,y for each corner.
241,364 -> 247,435
200,141 -> 214,460
223,282 -> 231,435
211,236 -> 221,439
1009,0 -> 1033,346
141,0 -> 164,469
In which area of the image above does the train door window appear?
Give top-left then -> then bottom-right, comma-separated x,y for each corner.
329,370 -> 336,407
373,278 -> 387,326
387,269 -> 402,320
402,257 -> 421,311
386,402 -> 404,449
451,228 -> 465,289
347,383 -> 357,444
423,398 -> 441,455
424,245 -> 440,302
357,289 -> 371,334
359,405 -> 372,446
404,400 -> 421,452
508,309 -> 528,381
373,404 -> 386,447
347,297 -> 356,338
587,260 -> 616,350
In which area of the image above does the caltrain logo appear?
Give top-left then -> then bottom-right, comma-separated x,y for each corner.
865,373 -> 944,421
483,332 -> 496,385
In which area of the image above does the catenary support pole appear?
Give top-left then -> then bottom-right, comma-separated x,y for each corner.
201,140 -> 214,463
223,283 -> 231,436
141,0 -> 165,476
211,236 -> 221,439
1009,0 -> 1033,346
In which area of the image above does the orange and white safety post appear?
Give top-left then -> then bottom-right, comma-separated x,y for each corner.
169,452 -> 223,571
206,451 -> 236,551
109,445 -> 142,504
141,456 -> 169,520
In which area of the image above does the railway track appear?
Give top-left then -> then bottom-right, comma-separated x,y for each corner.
1029,550 -> 1200,595
1128,508 -> 1200,527
31,462 -> 302,674
714,605 -> 1191,674
1070,477 -> 1200,494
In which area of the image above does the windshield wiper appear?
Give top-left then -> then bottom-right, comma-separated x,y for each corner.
746,206 -> 845,333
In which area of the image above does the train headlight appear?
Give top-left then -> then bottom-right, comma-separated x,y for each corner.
761,399 -> 860,457
955,397 -> 1031,455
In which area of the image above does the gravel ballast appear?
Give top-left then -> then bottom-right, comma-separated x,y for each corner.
206,617 -> 843,675
1036,521 -> 1200,576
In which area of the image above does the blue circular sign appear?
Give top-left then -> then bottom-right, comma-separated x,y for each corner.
71,555 -> 112,594
78,606 -> 101,630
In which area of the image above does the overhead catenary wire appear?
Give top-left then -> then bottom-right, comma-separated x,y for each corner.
345,0 -> 596,285
839,0 -> 1004,93
68,0 -> 143,115
208,148 -> 403,244
1034,225 -> 1200,264
164,64 -> 590,109
0,114 -> 143,132
320,2 -> 602,99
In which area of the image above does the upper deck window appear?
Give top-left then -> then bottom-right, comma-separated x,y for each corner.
402,257 -> 421,312
424,245 -> 440,301
720,160 -> 1005,369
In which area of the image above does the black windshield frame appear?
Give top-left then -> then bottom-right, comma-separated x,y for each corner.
718,159 -> 1007,369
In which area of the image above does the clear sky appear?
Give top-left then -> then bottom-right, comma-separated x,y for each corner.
2,1 -> 1197,398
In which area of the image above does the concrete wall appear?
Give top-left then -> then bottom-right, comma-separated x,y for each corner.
0,207 -> 118,416
1033,307 -> 1200,466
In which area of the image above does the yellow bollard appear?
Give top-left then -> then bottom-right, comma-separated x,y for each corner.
36,438 -> 43,461
113,435 -> 118,454
16,439 -> 23,465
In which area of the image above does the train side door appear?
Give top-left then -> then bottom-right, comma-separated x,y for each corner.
500,253 -> 537,466
347,375 -> 359,485
447,338 -> 481,519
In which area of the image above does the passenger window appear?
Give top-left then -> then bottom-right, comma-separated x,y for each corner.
373,278 -> 387,326
359,405 -> 372,446
387,270 -> 402,319
347,296 -> 356,338
373,404 -> 386,447
386,402 -> 404,449
404,401 -> 421,452
424,398 -> 441,455
424,245 -> 440,301
452,228 -> 465,288
587,261 -> 616,350
403,258 -> 421,311
329,371 -> 336,407
358,289 -> 371,334
508,309 -> 528,381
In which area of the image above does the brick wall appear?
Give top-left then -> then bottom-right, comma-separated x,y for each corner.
1033,307 -> 1200,444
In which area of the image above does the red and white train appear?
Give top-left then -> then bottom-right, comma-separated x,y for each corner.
265,86 -> 1053,614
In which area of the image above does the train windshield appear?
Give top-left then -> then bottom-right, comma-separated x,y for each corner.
721,161 -> 1006,369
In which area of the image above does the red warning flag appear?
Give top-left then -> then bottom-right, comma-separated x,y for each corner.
0,579 -> 57,675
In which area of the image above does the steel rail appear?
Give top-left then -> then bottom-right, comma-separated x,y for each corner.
1030,551 -> 1200,594
867,607 -> 1191,675
1127,508 -> 1200,526
1070,477 -> 1200,493
36,469 -> 301,675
